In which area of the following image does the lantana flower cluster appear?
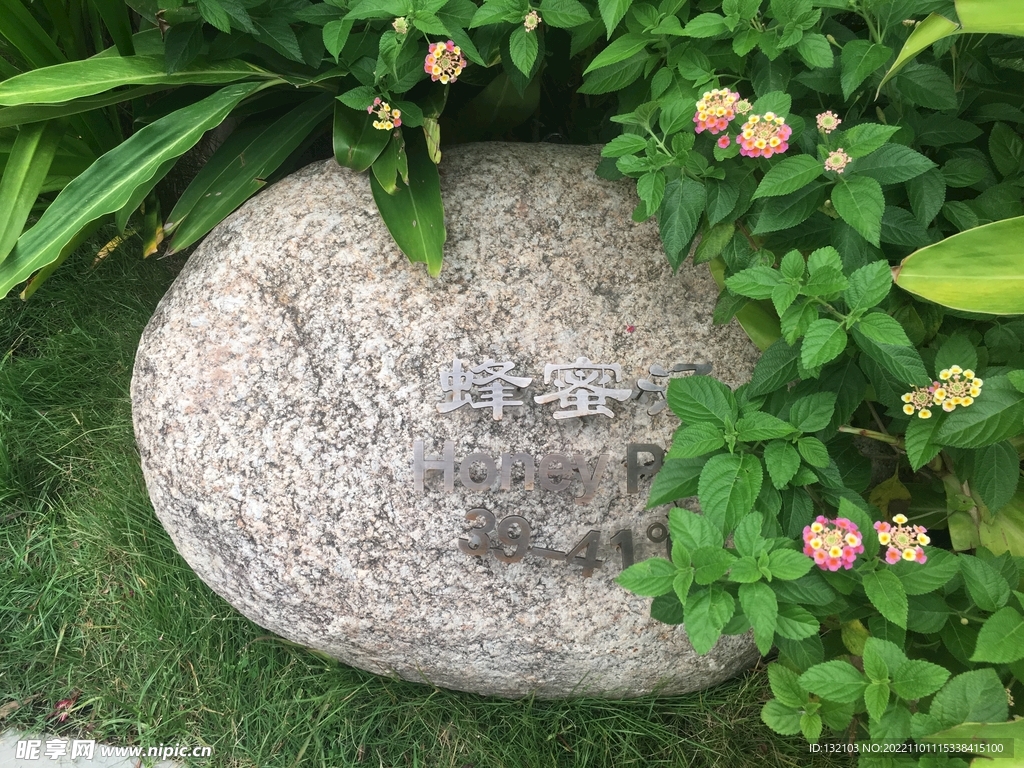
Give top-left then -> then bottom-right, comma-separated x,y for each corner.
738,112 -> 792,158
693,88 -> 741,135
874,514 -> 929,564
803,516 -> 864,571
424,40 -> 466,84
901,365 -> 983,418
816,110 -> 841,134
825,148 -> 850,173
367,97 -> 401,131
523,9 -> 541,30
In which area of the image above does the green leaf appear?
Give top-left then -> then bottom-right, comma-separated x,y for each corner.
751,155 -> 822,199
508,26 -> 539,75
894,216 -> 1024,314
648,458 -> 704,506
579,51 -> 648,94
166,94 -> 334,254
752,182 -> 826,235
878,12 -> 960,92
890,548 -> 959,595
636,170 -> 666,215
840,40 -> 892,100
0,0 -> 67,67
740,581 -> 778,655
990,122 -> 1024,178
615,557 -> 676,596
852,143 -> 936,185
666,375 -> 737,427
691,546 -> 737,584
937,376 -> 1024,449
698,453 -> 763,532
775,603 -> 820,640
864,682 -> 890,721
904,415 -> 943,471
669,423 -> 726,458
972,442 -> 1020,513
748,339 -> 800,396
729,556 -> 763,583
0,82 -> 265,298
602,134 -> 648,158
760,700 -> 802,735
852,326 -> 930,387
891,659 -> 950,701
672,567 -> 694,604
844,260 -> 891,313
894,62 -> 956,111
0,56 -> 272,106
668,507 -> 721,550
935,334 -> 978,374
767,549 -> 814,580
584,32 -> 648,72
370,127 -> 447,277
971,607 -> 1024,663
907,169 -> 946,227
797,437 -> 829,468
840,123 -> 900,159
763,439 -> 801,489
768,663 -> 807,708
929,669 -> 1008,728
539,0 -> 591,28
682,12 -> 728,37
958,553 -> 1010,612
855,312 -> 912,348
597,0 -> 632,36
862,569 -> 908,628
726,266 -> 782,300
650,592 -> 684,624
732,512 -> 764,558
323,18 -> 354,60
796,32 -> 832,69
735,412 -> 796,442
799,660 -> 867,703
685,584 -> 736,654
331,103 -> 392,173
833,175 -> 884,247
789,392 -> 836,433
0,119 -> 63,266
801,319 -> 847,369
658,178 -> 705,269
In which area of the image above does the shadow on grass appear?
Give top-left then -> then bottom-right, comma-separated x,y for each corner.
0,239 -> 852,768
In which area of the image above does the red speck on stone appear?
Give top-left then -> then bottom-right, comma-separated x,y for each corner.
626,325 -> 635,333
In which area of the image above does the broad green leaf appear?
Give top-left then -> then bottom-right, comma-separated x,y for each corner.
508,26 -> 539,76
0,119 -> 63,266
616,557 -> 676,595
0,56 -> 273,105
748,339 -> 800,396
684,584 -> 736,654
799,660 -> 866,703
796,437 -> 829,468
371,133 -> 404,194
735,412 -> 796,442
751,155 -> 822,199
732,512 -> 764,558
844,260 -> 891,313
666,375 -> 737,427
971,442 -> 1019,513
370,128 -> 447,277
894,216 -> 1024,314
768,663 -> 807,708
331,102 -> 391,173
760,700 -> 802,735
907,169 -> 946,226
796,32 -> 832,69
833,175 -> 884,246
767,549 -> 814,580
683,12 -> 728,37
658,177 -> 705,269
323,18 -> 355,60
698,453 -> 763,531
728,556 -> 763,583
669,423 -> 726,458
840,40 -> 892,100
958,553 -> 1010,612
583,32 -> 648,73
929,669 -> 1008,728
648,458 -> 704,506
937,376 -> 1024,449
0,82 -> 265,298
775,603 -> 820,640
990,122 -> 1024,178
864,682 -> 889,721
740,581 -> 778,654
776,634 -> 824,671
673,568 -> 694,603
166,94 -> 334,254
788,392 -> 836,433
726,266 -> 782,300
852,326 -> 930,386
851,143 -> 936,185
855,312 -> 912,347
862,569 -> 908,628
0,85 -> 165,130
891,659 -> 950,701
691,546 -> 737,584
597,0 -> 632,37
904,415 -> 943,471
839,123 -> 899,159
970,607 -> 1024,663
894,63 -> 956,111
891,548 -> 959,595
878,12 -> 960,93
601,134 -> 648,157
801,319 -> 847,369
764,440 -> 800,489
668,507 -> 721,550
539,0 -> 591,28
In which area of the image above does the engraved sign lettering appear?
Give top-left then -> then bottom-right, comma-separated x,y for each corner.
533,358 -> 633,419
437,359 -> 533,420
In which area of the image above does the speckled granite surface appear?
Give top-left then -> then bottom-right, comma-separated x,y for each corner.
131,142 -> 762,698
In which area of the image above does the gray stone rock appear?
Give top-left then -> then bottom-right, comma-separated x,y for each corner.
131,142 -> 762,698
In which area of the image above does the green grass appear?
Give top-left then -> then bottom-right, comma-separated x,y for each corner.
0,242 -> 851,768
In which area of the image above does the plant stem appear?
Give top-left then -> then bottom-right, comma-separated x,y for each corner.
838,425 -> 902,446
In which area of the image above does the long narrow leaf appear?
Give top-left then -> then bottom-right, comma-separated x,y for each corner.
0,57 -> 273,106
370,127 -> 446,277
19,219 -> 104,299
0,119 -> 64,265
0,86 -> 166,129
332,101 -> 390,172
115,156 -> 176,233
166,93 -> 334,253
0,0 -> 67,68
0,81 -> 267,298
90,0 -> 136,55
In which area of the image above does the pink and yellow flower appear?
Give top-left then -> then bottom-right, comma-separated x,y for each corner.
424,40 -> 466,84
874,514 -> 928,564
717,135 -> 731,148
816,111 -> 841,134
803,515 -> 865,571
935,365 -> 983,412
738,112 -> 792,158
367,97 -> 402,131
694,89 -> 741,135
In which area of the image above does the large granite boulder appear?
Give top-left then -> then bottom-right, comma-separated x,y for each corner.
131,143 -> 762,698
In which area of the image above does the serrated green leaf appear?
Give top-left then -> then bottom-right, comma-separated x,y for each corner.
668,507 -> 721,550
597,0 -> 631,36
749,339 -> 800,396
616,557 -> 677,595
801,319 -> 847,369
789,392 -> 836,433
852,143 -> 936,185
833,175 -> 884,246
761,699 -> 802,735
972,442 -> 1019,513
698,453 -> 763,532
666,375 -> 737,427
864,682 -> 890,721
904,415 -> 943,471
959,554 -> 1010,612
752,155 -> 822,199
691,546 -> 737,584
863,569 -> 908,628
840,123 -> 899,159
929,669 -> 1008,728
840,40 -> 892,100
970,607 -> 1024,663
669,423 -> 726,458
799,660 -> 866,703
648,458 -> 705,506
776,602 -> 820,640
764,439 -> 801,489
844,260 -> 891,313
658,177 -> 705,269
685,584 -> 736,654
768,549 -> 814,580
937,376 -> 1024,449
735,411 -> 796,442
768,663 -> 807,708
584,31 -> 648,72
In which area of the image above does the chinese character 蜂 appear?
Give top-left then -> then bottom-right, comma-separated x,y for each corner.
534,358 -> 633,419
635,362 -> 713,415
437,359 -> 533,420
